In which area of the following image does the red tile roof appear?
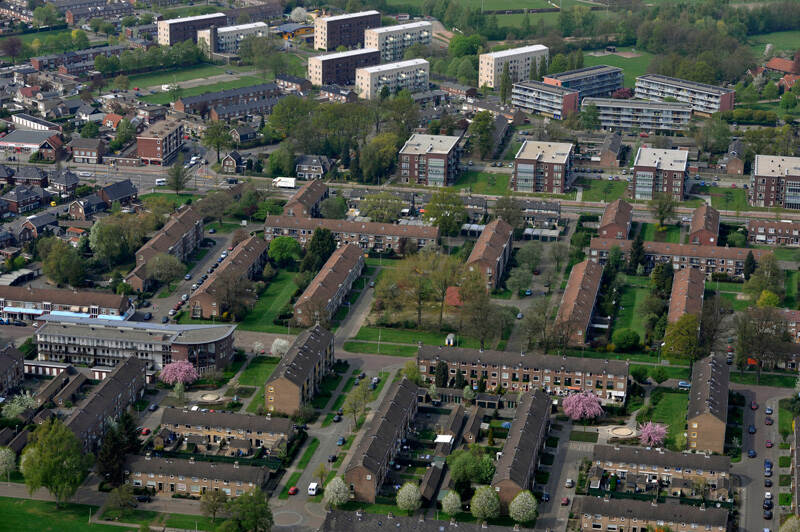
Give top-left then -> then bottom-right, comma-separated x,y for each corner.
689,204 -> 719,238
766,57 -> 798,75
667,267 -> 705,323
556,259 -> 603,344
599,199 -> 632,232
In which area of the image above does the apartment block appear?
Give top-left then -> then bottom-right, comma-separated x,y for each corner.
364,21 -> 432,62
689,204 -> 719,245
598,199 -> 632,240
0,286 -> 132,322
465,218 -> 513,291
491,388 -> 550,509
581,97 -> 692,132
667,267 -> 705,324
29,45 -> 126,71
307,48 -> 381,86
344,378 -> 418,502
208,97 -> 284,121
174,83 -> 280,115
747,219 -> 800,246
136,119 -> 184,165
588,237 -> 768,278
294,244 -> 364,327
355,58 -> 429,100
631,147 -> 689,201
157,13 -> 227,46
556,259 -> 603,346
0,346 -> 23,398
313,10 -> 381,51
512,140 -> 574,193
577,497 -> 728,532
511,80 -> 579,119
126,456 -> 266,497
417,346 -> 628,403
265,325 -> 334,415
478,44 -> 549,89
635,74 -> 735,115
749,154 -> 800,209
687,353 -> 729,454
398,133 -> 461,186
197,22 -> 268,55
36,316 -> 236,372
543,65 -> 623,99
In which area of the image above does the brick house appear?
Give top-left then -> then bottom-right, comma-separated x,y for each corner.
747,219 -> 800,246
127,455 -> 266,497
293,244 -> 364,326
576,497 -> 728,532
283,180 -> 329,217
68,137 -> 104,164
0,346 -> 24,398
50,168 -> 79,196
295,155 -> 332,179
688,204 -> 719,246
99,179 -> 137,206
2,185 -> 50,213
667,267 -> 705,324
556,259 -> 603,346
0,286 -> 132,323
598,199 -> 632,239
221,151 -> 243,174
69,194 -> 107,220
13,166 -> 48,187
687,354 -> 729,454
465,218 -> 513,291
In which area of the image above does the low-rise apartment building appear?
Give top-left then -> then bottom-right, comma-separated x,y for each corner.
689,204 -> 719,245
747,219 -> 800,246
161,408 -> 294,453
631,147 -> 689,201
598,199 -> 632,240
543,65 -> 623,100
35,316 -> 236,372
749,154 -> 800,209
294,244 -> 364,327
136,119 -> 184,166
667,266 -> 705,324
157,13 -> 227,46
577,497 -> 728,532
556,259 -> 603,346
417,345 -> 628,403
265,325 -> 334,414
344,377 -> 418,502
355,59 -> 429,100
314,10 -> 381,51
0,346 -> 23,397
67,137 -> 104,164
511,80 -> 579,119
465,218 -> 513,291
0,286 -> 132,322
264,217 -> 439,251
283,180 -> 329,217
635,74 -> 735,116
197,22 -> 268,55
208,97 -> 284,121
188,236 -> 269,319
29,45 -> 126,71
364,21 -> 432,62
126,455 -> 266,497
478,44 -> 549,89
581,97 -> 693,133
307,49 -> 381,86
512,140 -> 574,194
688,353 -> 729,453
491,388 -> 550,509
588,237 -> 768,278
174,83 -> 280,115
398,133 -> 461,186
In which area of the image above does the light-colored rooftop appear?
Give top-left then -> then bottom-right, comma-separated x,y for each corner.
365,21 -> 431,33
399,133 -> 461,156
545,64 -> 622,82
160,12 -> 225,24
515,140 -> 573,164
137,119 -> 182,139
637,74 -> 734,96
633,147 -> 689,171
37,316 -> 236,345
754,154 -> 800,178
582,97 -> 693,111
358,58 -> 428,74
482,44 -> 548,59
217,22 -> 268,34
310,48 -> 379,62
319,9 -> 380,22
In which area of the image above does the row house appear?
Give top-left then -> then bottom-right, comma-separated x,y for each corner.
1,185 -> 50,213
294,244 -> 364,326
318,84 -> 358,104
275,74 -> 312,94
264,215 -> 439,252
688,204 -> 720,246
598,199 -> 632,240
344,378 -> 418,502
417,345 -> 629,403
465,218 -> 513,291
555,259 -> 603,346
667,267 -> 705,324
127,455 -> 266,497
519,199 -> 561,228
208,97 -> 284,122
29,45 -> 127,71
577,496 -> 729,531
588,237 -> 768,278
687,354 -> 729,454
65,2 -> 134,25
174,83 -> 280,115
283,180 -> 329,217
747,219 -> 800,246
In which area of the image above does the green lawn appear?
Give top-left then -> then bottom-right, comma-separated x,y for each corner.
388,0 -> 549,8
630,364 -> 691,381
354,326 -> 479,348
128,64 -> 232,88
238,356 -> 280,387
140,192 -> 200,208
614,287 -> 649,339
749,30 -> 800,55
578,178 -> 627,202
649,392 -> 688,450
0,497 -> 135,532
785,270 -> 798,309
297,438 -> 320,469
238,270 -> 301,333
278,472 -> 303,499
779,398 -> 794,438
454,171 -> 510,195
709,189 -> 749,212
205,221 -> 243,234
730,372 -> 797,388
773,247 -> 800,261
583,47 -> 656,88
101,508 -> 159,525
569,430 -> 599,442
640,222 -> 681,243
705,280 -> 744,292
371,371 -> 391,401
343,341 -> 418,357
141,76 -> 264,105
163,513 -> 224,531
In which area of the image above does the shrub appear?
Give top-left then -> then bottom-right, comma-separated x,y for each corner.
612,328 -> 640,351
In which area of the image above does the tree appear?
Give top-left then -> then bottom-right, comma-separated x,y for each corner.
197,191 -> 233,225
167,155 -> 191,194
0,447 -> 15,483
359,133 -> 400,184
471,485 -> 500,521
396,482 -> 422,514
107,484 -> 135,512
0,37 -> 23,64
650,366 -> 668,384
343,380 -> 371,428
97,426 -> 125,485
781,92 -> 797,110
80,121 -> 99,139
494,195 -> 523,229
507,268 -> 533,295
201,489 -> 228,524
499,62 -> 511,104
517,242 -> 541,272
428,253 -> 462,329
459,270 -> 504,349
736,306 -> 792,379
146,253 -> 184,284
113,74 -> 130,91
323,477 -> 349,509
550,242 -> 569,272
744,251 -> 756,280
320,196 -> 347,219
434,360 -> 448,388
271,338 -> 290,357
628,232 -> 645,273
314,462 -> 328,488
39,238 -> 85,287
744,253 -> 783,299
442,490 -> 462,516
2,393 -> 36,419
202,121 -> 233,164
662,313 -> 700,361
638,421 -> 667,447
20,419 -> 92,507
469,111 -> 495,159
580,104 -> 600,130
509,490 -> 538,524
225,488 -> 273,532
563,391 -> 603,429
612,328 -> 640,351
300,228 -> 336,274
425,187 -> 467,236
290,6 -> 307,21
268,236 -> 301,267
33,4 -> 60,26
649,193 -> 676,227
757,289 -> 780,308
401,360 -> 423,385
159,360 -> 199,385
360,192 -> 403,223
168,84 -> 183,103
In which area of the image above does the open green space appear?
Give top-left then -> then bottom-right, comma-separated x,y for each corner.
578,178 -> 627,203
387,0 -> 549,9
779,398 -> 793,438
278,471 -> 303,499
297,438 -> 320,469
163,513 -> 222,531
454,171 -> 510,195
371,371 -> 391,401
583,47 -> 656,88
238,356 -> 280,387
753,246 -> 800,262
749,30 -> 800,55
649,392 -> 688,450
239,270 -> 301,334
343,341 -> 418,357
640,223 -> 681,243
730,372 -> 797,388
140,192 -> 200,209
614,287 -> 649,339
0,497 -> 134,532
785,270 -> 798,308
630,364 -> 691,381
0,28 -> 74,47
569,430 -> 598,442
128,64 -> 233,88
141,76 -> 264,105
705,281 -> 744,292
709,188 -> 749,212
354,326 -> 479,348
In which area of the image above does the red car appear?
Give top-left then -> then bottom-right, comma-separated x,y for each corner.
140,428 -> 151,436
288,486 -> 299,495
561,497 -> 570,506
766,417 -> 774,425
751,401 -> 759,410
766,440 -> 774,448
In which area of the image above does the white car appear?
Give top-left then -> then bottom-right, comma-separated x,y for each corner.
765,492 -> 772,500
565,478 -> 575,488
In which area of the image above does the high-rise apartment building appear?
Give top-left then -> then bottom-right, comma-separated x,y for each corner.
363,21 -> 432,62
355,59 -> 429,100
512,140 -> 574,193
478,44 -> 549,89
313,10 -> 380,51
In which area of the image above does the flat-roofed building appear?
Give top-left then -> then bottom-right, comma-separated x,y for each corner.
398,133 -> 461,186
126,455 -> 266,497
749,154 -> 800,209
197,22 -> 268,55
635,74 -> 735,115
307,48 -> 381,86
364,21 -> 432,62
543,65 -> 623,100
512,140 -> 574,193
747,219 -> 800,246
465,218 -> 513,291
689,204 -> 719,246
478,44 -> 548,89
314,10 -> 381,51
687,353 -> 729,453
577,497 -> 728,532
174,83 -> 280,115
294,244 -> 364,327
355,59 -> 429,100
556,259 -> 603,346
631,147 -> 689,201
511,80 -> 579,119
157,12 -> 227,46
598,199 -> 632,240
136,119 -> 184,166
0,285 -> 132,322
667,267 -> 704,324
581,97 -> 692,133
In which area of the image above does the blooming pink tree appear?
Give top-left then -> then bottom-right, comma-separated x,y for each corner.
638,421 -> 667,447
563,391 -> 604,430
159,360 -> 199,385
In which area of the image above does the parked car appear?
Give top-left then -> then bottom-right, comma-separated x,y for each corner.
765,407 -> 774,415
751,401 -> 759,410
136,495 -> 151,503
748,424 -> 757,434
333,415 -> 342,423
143,312 -> 152,321
748,449 -> 757,458
327,454 -> 337,463
561,497 -> 570,506
185,274 -> 191,281
765,478 -> 773,487
288,486 -> 298,495
677,381 -> 691,390
148,404 -> 158,412
766,440 -> 773,448
161,316 -> 169,323
565,478 -> 575,488
765,417 -> 774,425
764,510 -> 773,520
337,437 -> 345,446
140,428 -> 151,436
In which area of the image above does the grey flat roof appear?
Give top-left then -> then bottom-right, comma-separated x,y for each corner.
513,79 -> 578,96
545,65 -> 622,82
637,74 -> 734,96
38,316 -> 235,345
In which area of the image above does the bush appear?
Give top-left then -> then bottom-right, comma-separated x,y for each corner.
631,367 -> 648,383
612,328 -> 640,351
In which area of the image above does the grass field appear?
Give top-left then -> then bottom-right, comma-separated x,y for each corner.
354,326 -> 479,348
129,64 -> 238,88
650,392 -> 688,450
0,497 -> 134,532
297,438 -> 320,469
730,372 -> 796,388
238,356 -> 280,387
754,246 -> 800,262
709,189 -> 749,212
720,292 -> 751,312
454,171 -> 510,195
785,270 -> 798,308
749,30 -> 800,55
779,398 -> 793,438
141,76 -> 264,105
640,222 -> 681,243
578,178 -> 627,202
140,192 -> 200,207
614,286 -> 649,339
387,0 -> 549,9
343,341 -> 418,357
239,270 -> 300,334
583,47 -> 656,88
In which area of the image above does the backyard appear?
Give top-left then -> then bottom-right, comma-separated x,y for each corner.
578,178 -> 627,203
639,222 -> 681,243
238,270 -> 301,334
239,356 -> 280,414
641,390 -> 689,450
614,286 -> 649,339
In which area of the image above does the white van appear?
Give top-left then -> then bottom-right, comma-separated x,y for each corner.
155,178 -> 167,186
307,482 -> 318,496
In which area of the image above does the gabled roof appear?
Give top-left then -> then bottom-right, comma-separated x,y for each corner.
466,218 -> 512,270
161,407 -> 293,436
766,57 -> 798,74
668,267 -> 705,324
589,237 -> 769,262
265,215 -> 439,240
600,131 -> 622,155
556,259 -> 603,338
284,180 -> 328,214
101,179 -> 137,202
295,244 -> 363,310
689,204 -> 719,237
267,325 -> 334,387
2,185 -> 48,204
577,497 -> 728,528
0,165 -> 13,179
492,388 -> 550,488
126,455 -> 266,485
51,168 -> 79,187
599,199 -> 632,231
68,137 -> 104,150
14,165 -> 48,181
688,353 -> 729,423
